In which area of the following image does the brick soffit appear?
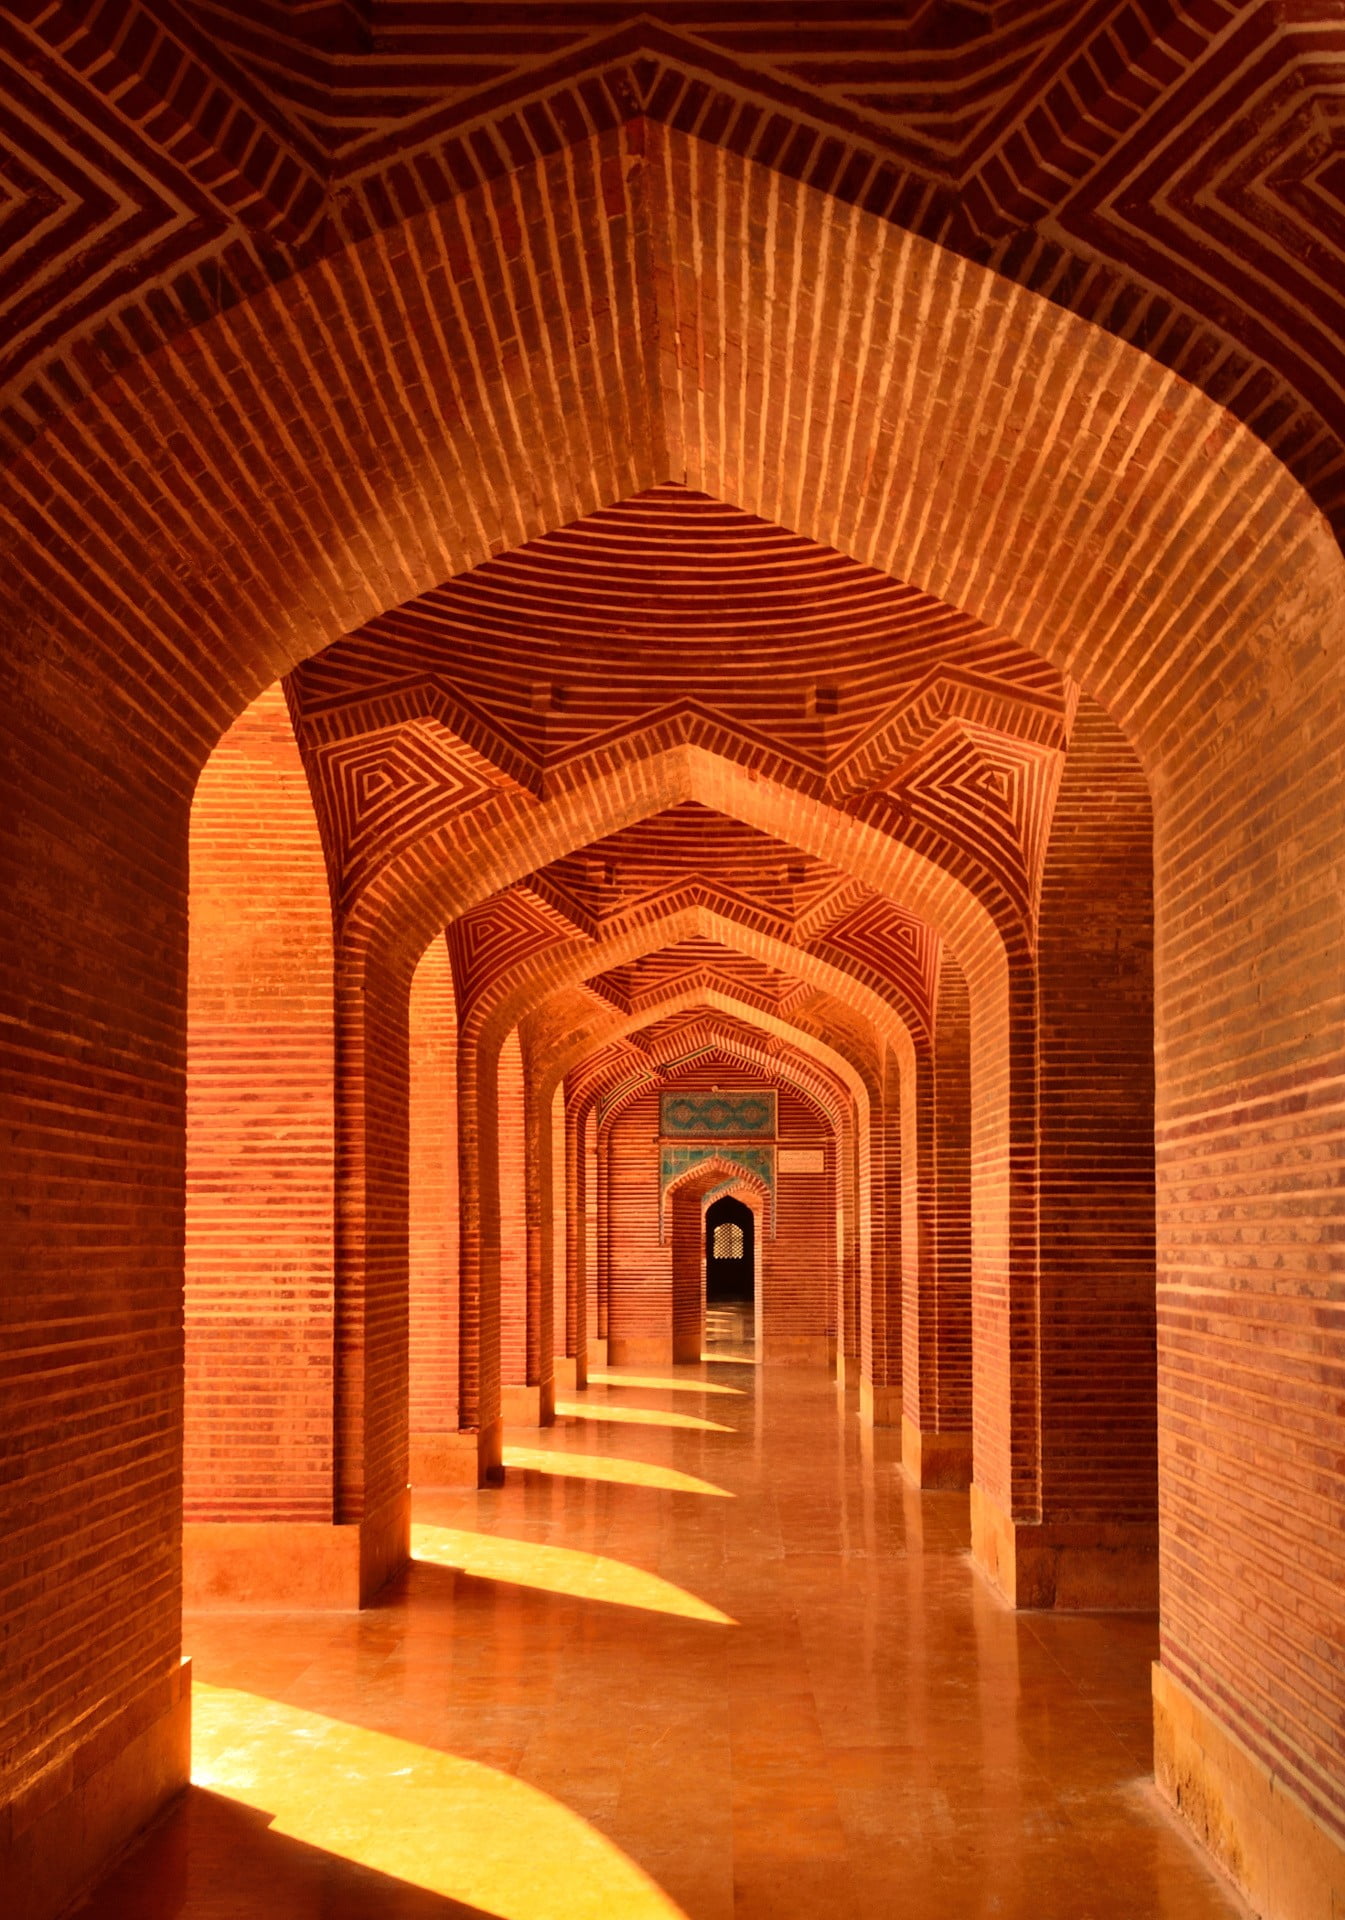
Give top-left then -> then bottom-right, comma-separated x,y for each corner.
6,3 -> 1345,540
288,489 -> 1079,1013
569,1012 -> 856,1138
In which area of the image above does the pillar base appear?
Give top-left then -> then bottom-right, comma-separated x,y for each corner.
4,1659 -> 191,1920
411,1430 -> 481,1487
1154,1662 -> 1345,1920
672,1327 -> 702,1364
359,1487 -> 412,1602
418,1423 -> 502,1487
553,1353 -> 586,1392
478,1417 -> 504,1486
606,1337 -> 670,1367
970,1483 -> 1158,1610
183,1488 -> 411,1609
858,1378 -> 903,1428
500,1379 -> 556,1427
901,1417 -> 972,1490
587,1337 -> 609,1369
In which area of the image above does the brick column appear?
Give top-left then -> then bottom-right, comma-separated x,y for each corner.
903,965 -> 972,1487
1039,697 -> 1155,1604
332,945 -> 416,1595
862,1051 -> 907,1428
563,1093 -> 589,1387
596,1124 -> 613,1343
407,934 -> 462,1485
495,1028 -> 549,1427
452,1024 -> 503,1486
521,1041 -> 556,1424
972,700 -> 1156,1608
669,1187 -> 705,1362
550,1085 -> 579,1390
185,685 -> 409,1605
584,1117 -> 604,1368
836,1118 -> 862,1384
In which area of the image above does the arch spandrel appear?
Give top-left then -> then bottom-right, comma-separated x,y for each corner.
2,127 -> 1334,793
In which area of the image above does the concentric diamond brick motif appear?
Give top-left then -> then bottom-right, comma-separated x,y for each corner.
304,718 -> 514,905
448,887 -> 576,1021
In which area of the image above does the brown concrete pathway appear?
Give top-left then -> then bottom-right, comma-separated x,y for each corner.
77,1366 -> 1248,1919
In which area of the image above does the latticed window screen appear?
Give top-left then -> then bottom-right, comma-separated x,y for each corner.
713,1222 -> 745,1260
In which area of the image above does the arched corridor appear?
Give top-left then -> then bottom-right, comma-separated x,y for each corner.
2,11 -> 1343,1920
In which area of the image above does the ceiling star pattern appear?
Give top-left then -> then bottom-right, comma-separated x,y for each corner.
805,897 -> 941,1033
6,5 -> 1345,533
447,886 -> 576,1020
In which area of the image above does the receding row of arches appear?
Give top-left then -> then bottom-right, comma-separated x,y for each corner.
5,111 -> 1342,1919
182,671 -> 1158,1626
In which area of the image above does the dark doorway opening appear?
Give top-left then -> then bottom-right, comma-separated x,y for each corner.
705,1196 -> 755,1305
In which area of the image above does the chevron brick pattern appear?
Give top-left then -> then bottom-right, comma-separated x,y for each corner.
8,5 -> 1345,535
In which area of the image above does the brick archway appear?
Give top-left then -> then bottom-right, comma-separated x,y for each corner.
4,118 -> 1342,1914
450,901 -> 896,1434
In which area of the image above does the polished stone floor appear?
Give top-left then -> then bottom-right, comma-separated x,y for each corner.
79,1365 -> 1248,1919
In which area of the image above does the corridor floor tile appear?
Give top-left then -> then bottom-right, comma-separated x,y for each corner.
77,1366 -> 1249,1920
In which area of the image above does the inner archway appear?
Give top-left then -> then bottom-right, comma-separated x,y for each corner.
705,1195 -> 756,1358
706,1199 -> 753,1303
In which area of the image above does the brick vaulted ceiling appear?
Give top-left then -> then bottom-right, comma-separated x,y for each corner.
286,484 -> 1072,1044
7,2 -> 1345,537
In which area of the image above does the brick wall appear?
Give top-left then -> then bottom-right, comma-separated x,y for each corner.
608,1093 -> 669,1356
604,1066 -> 836,1362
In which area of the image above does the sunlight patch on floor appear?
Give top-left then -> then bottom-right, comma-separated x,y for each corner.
587,1371 -> 744,1397
555,1401 -> 733,1432
503,1445 -> 733,1497
412,1524 -> 737,1623
192,1683 -> 692,1920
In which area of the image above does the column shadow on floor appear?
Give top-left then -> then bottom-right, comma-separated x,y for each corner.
74,1788 -> 503,1920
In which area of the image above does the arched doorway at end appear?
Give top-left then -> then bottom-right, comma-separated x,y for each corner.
705,1196 -> 756,1356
